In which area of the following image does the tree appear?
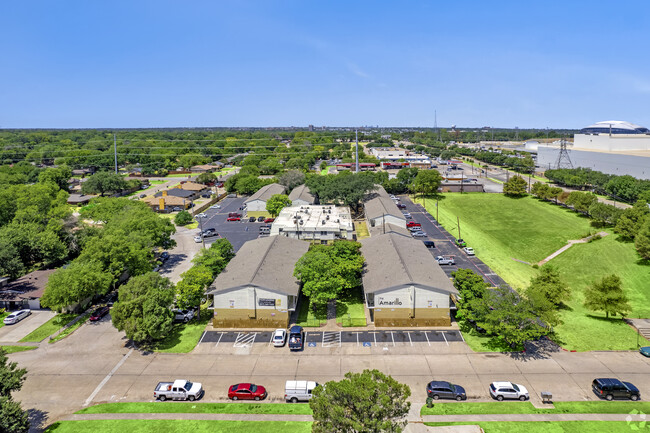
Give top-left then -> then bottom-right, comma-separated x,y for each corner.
192,238 -> 235,275
175,210 -> 193,226
111,272 -> 175,343
526,265 -> 570,307
195,172 -> 216,185
81,172 -> 127,196
583,274 -> 631,319
279,170 -> 306,190
266,194 -> 292,217
503,175 -> 527,197
530,182 -> 549,199
309,369 -> 411,433
41,260 -> 112,311
0,348 -> 29,433
565,191 -> 598,213
38,165 -> 72,191
614,200 -> 649,241
451,268 -> 488,315
411,170 -> 442,196
588,202 -> 622,226
635,218 -> 650,260
175,265 -> 213,318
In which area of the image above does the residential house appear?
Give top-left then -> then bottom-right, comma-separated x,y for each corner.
0,269 -> 56,310
244,183 -> 286,218
288,184 -> 316,206
364,185 -> 407,230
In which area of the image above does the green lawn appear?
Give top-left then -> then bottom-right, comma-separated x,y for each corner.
1,345 -> 37,354
320,166 -> 333,175
421,400 -> 650,415
19,314 -> 77,343
45,420 -> 311,433
457,320 -> 519,353
77,402 -> 312,415
151,308 -> 211,353
336,287 -> 367,327
426,422 -> 639,433
418,193 -> 650,351
164,173 -> 195,178
355,220 -> 370,240
295,296 -> 327,327
49,312 -> 91,344
0,312 -> 8,328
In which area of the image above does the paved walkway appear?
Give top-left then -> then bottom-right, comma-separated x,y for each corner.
537,231 -> 609,266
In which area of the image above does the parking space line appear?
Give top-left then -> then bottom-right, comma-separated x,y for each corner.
269,333 -> 274,345
424,331 -> 431,346
406,331 -> 413,346
198,331 -> 207,345
215,332 -> 224,347
391,331 -> 395,347
356,333 -> 359,347
373,332 -> 377,345
458,331 -> 465,342
442,331 -> 448,346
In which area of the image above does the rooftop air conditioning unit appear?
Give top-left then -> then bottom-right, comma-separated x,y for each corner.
322,220 -> 326,225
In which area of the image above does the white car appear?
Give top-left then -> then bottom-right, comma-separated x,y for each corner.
196,213 -> 207,218
3,309 -> 31,325
272,329 -> 287,347
193,235 -> 203,243
209,204 -> 221,209
489,382 -> 529,401
412,231 -> 427,237
463,247 -> 475,256
403,212 -> 412,218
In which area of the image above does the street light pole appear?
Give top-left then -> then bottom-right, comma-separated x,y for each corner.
197,215 -> 205,249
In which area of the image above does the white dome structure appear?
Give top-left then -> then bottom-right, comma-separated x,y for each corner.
580,120 -> 649,135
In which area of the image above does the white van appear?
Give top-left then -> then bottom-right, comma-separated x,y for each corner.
285,380 -> 319,403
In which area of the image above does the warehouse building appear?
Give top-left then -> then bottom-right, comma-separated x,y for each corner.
360,233 -> 458,327
207,236 -> 309,328
244,183 -> 287,218
288,184 -> 316,206
270,205 -> 355,243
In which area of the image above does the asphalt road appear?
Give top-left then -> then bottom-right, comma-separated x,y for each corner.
198,196 -> 263,252
400,195 -> 509,288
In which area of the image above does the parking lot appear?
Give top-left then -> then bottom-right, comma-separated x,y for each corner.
197,329 -> 465,353
400,196 -> 509,287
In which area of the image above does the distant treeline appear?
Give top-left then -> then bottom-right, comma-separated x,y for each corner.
545,168 -> 650,203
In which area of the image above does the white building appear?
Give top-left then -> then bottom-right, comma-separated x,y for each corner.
270,205 -> 355,243
369,147 -> 432,169
288,184 -> 316,206
537,120 -> 650,180
244,183 -> 286,218
364,185 -> 407,231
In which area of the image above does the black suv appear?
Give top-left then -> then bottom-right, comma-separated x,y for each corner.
426,381 -> 467,401
592,378 -> 640,401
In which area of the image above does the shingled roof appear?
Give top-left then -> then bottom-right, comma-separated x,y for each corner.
244,183 -> 286,204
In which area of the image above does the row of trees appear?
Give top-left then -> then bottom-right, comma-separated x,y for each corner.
111,239 -> 235,343
0,348 -> 29,433
545,168 -> 650,203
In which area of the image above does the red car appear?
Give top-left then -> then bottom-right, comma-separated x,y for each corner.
264,218 -> 275,223
228,212 -> 242,218
226,217 -> 241,222
406,221 -> 421,228
89,306 -> 110,322
228,383 -> 267,401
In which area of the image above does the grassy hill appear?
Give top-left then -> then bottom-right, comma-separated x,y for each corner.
418,193 -> 650,351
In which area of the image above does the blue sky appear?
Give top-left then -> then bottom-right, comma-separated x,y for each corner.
2,1 -> 650,129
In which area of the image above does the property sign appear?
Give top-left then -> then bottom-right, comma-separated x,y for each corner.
258,298 -> 276,307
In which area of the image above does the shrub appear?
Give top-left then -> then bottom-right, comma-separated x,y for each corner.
174,210 -> 193,226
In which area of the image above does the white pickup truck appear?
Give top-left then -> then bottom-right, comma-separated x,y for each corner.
436,255 -> 455,265
154,379 -> 204,401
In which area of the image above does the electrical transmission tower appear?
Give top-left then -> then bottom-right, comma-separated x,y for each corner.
555,138 -> 573,169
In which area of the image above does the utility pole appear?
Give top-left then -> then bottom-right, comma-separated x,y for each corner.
114,134 -> 118,174
197,215 -> 205,249
457,216 -> 461,241
436,197 -> 439,222
355,129 -> 359,173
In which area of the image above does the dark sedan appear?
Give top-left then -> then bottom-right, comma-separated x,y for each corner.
426,381 -> 467,401
228,383 -> 267,401
89,306 -> 110,322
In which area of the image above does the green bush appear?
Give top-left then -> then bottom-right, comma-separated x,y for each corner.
174,210 -> 193,226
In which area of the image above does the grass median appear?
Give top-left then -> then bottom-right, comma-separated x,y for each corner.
426,422 -> 638,433
151,308 -> 211,353
421,401 -> 650,415
77,402 -> 312,415
49,312 -> 91,344
19,313 -> 77,343
46,420 -> 312,433
336,287 -> 367,327
1,345 -> 37,354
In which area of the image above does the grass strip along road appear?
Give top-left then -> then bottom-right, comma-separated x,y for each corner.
19,313 -> 77,343
77,402 -> 312,415
426,421 -> 641,433
421,400 -> 650,415
46,420 -> 311,433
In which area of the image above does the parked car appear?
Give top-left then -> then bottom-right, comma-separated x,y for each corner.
193,235 -> 203,243
209,204 -> 221,209
397,203 -> 407,209
228,212 -> 241,217
412,231 -> 427,237
139,193 -> 146,198
436,256 -> 455,265
257,216 -> 265,222
196,213 -> 207,218
226,217 -> 241,222
249,217 -> 256,222
272,329 -> 287,347
89,306 -> 110,322
455,238 -> 467,247
402,212 -> 412,218
227,193 -> 237,198
154,379 -> 204,401
426,381 -> 467,401
406,221 -> 421,228
3,309 -> 31,325
463,247 -> 475,256
202,229 -> 217,237
160,251 -> 170,262
285,380 -> 318,403
228,383 -> 267,401
289,325 -> 305,351
389,195 -> 396,200
105,291 -> 118,307
489,382 -> 529,401
592,378 -> 640,401
172,309 -> 195,323
171,206 -> 183,212
640,346 -> 650,357
422,240 -> 435,248
264,218 -> 275,224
